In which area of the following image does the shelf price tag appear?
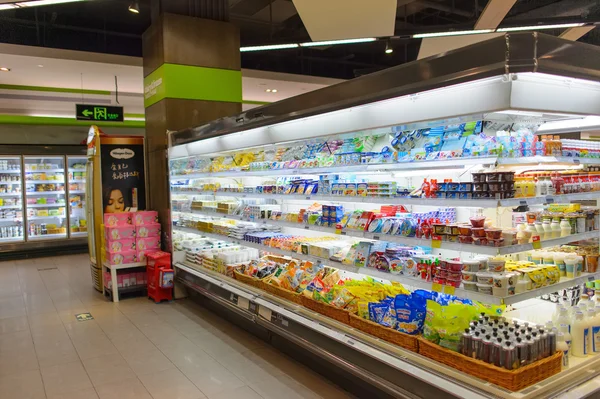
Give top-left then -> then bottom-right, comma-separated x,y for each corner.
335,228 -> 342,235
545,197 -> 555,204
432,283 -> 443,292
229,293 -> 239,305
532,236 -> 542,250
431,236 -> 442,249
249,301 -> 258,314
443,285 -> 456,295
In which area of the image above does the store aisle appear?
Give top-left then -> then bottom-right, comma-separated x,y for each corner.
0,254 -> 352,399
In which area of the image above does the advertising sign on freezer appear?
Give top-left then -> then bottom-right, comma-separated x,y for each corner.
100,137 -> 146,213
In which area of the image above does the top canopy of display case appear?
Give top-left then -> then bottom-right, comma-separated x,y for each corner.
169,32 -> 600,147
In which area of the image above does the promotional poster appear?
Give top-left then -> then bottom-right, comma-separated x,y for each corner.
100,137 -> 146,214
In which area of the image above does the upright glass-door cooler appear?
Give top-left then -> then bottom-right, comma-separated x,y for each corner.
0,156 -> 24,243
24,156 -> 67,240
67,156 -> 87,238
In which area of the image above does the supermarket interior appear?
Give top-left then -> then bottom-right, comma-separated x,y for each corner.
5,1 -> 600,399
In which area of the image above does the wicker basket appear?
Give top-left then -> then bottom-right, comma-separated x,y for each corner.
262,283 -> 302,304
300,296 -> 350,324
417,337 -> 562,391
348,314 -> 419,352
233,271 -> 265,290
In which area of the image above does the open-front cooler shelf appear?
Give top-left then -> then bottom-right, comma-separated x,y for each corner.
167,33 -> 600,398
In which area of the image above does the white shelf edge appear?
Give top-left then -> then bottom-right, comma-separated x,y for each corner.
169,157 -> 499,180
0,193 -> 22,197
25,191 -> 65,195
27,204 -> 66,208
28,215 -> 66,220
0,205 -> 21,209
27,233 -> 67,240
24,168 -> 64,173
172,190 -> 599,209
102,261 -> 146,270
25,180 -> 64,184
0,237 -> 23,243
0,170 -> 22,174
177,209 -> 598,256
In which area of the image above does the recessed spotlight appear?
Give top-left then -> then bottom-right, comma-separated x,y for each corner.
265,89 -> 272,92
385,40 -> 393,54
37,65 -> 44,68
272,89 -> 278,93
128,1 -> 139,13
0,67 -> 10,72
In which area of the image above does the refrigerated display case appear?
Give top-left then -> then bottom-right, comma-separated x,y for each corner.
0,156 -> 24,243
166,33 -> 600,398
68,156 -> 87,238
24,156 -> 68,240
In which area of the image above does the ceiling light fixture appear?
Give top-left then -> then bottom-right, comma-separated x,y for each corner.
299,38 -> 376,47
240,43 -> 298,52
13,0 -> 85,7
385,41 -> 393,54
0,4 -> 16,9
128,1 -> 139,13
271,89 -> 278,93
496,22 -> 585,32
37,64 -> 44,68
265,89 -> 272,92
0,67 -> 10,72
412,29 -> 494,39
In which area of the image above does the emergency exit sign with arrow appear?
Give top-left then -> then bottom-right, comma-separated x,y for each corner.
76,104 -> 124,122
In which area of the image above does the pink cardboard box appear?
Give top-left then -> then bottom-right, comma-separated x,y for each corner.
106,239 -> 136,253
136,237 -> 161,251
105,225 -> 136,241
106,250 -> 137,265
136,272 -> 145,285
134,211 -> 158,226
137,250 -> 158,263
129,273 -> 137,286
103,212 -> 133,227
104,272 -> 112,289
136,223 -> 161,238
117,275 -> 123,288
122,273 -> 130,287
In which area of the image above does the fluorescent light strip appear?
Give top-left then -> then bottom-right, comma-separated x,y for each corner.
15,0 -> 84,6
300,38 -> 376,47
413,29 -> 494,39
0,4 -> 16,9
240,43 -> 298,52
497,23 -> 585,32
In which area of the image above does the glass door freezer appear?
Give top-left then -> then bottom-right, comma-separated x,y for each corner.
0,156 -> 24,243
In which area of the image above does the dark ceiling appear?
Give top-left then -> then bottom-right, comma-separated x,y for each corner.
0,0 -> 599,79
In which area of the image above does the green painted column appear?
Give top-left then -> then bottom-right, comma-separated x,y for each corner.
142,12 -> 241,249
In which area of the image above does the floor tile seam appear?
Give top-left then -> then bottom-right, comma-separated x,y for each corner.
23,292 -> 49,399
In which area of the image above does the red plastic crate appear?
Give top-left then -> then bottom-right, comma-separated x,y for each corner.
146,251 -> 172,303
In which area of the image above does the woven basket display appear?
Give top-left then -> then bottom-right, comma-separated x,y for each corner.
233,271 -> 265,290
417,337 -> 563,391
262,283 -> 303,304
300,296 -> 350,324
348,314 -> 419,352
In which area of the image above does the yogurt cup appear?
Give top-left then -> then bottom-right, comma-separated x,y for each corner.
476,283 -> 493,294
492,272 -> 516,288
463,281 -> 478,291
493,286 -> 509,297
446,260 -> 463,272
462,260 -> 480,272
488,259 -> 506,273
462,271 -> 477,282
476,271 -> 494,285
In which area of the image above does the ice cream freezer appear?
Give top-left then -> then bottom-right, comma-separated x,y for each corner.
0,146 -> 88,257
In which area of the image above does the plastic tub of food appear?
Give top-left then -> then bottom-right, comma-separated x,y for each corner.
477,283 -> 493,294
493,286 -> 509,297
502,229 -> 518,245
488,182 -> 502,191
485,228 -> 502,239
447,182 -> 459,191
458,235 -> 474,244
485,172 -> 502,182
472,173 -> 486,183
476,271 -> 494,285
458,225 -> 472,236
474,256 -> 489,271
446,235 -> 458,242
462,271 -> 477,282
462,260 -> 480,272
433,224 -> 447,235
433,277 -> 446,285
447,224 -> 460,236
488,259 -> 506,272
492,272 -> 516,288
470,216 -> 486,228
448,271 -> 462,280
458,183 -> 472,192
473,183 -> 488,192
488,238 -> 505,247
436,268 -> 448,279
446,260 -> 463,271
438,260 -> 448,270
463,281 -> 478,291
473,237 -> 488,246
472,227 -> 486,237
501,171 -> 515,182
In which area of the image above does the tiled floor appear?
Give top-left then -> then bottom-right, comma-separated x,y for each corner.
0,254 -> 352,399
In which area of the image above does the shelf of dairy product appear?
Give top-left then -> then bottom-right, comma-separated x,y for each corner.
24,156 -> 67,240
67,156 -> 87,238
0,156 -> 24,243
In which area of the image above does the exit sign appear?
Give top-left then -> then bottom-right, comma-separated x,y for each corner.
76,104 -> 124,122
